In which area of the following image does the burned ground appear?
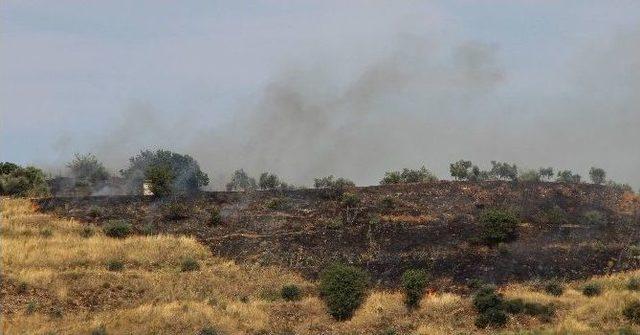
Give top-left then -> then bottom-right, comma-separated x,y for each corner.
36,181 -> 640,287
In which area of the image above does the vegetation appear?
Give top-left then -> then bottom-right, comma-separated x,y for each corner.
319,263 -> 369,320
120,150 -> 209,195
556,169 -> 582,183
226,169 -> 256,191
102,220 -> 132,238
180,257 -> 201,272
380,166 -> 437,184
589,167 -> 607,185
478,209 -> 519,245
624,301 -> 640,324
0,162 -> 49,197
544,281 -> 564,296
340,192 -> 361,208
472,286 -> 507,328
209,207 -> 222,226
165,201 -> 190,220
401,269 -> 429,310
258,172 -> 290,190
281,284 -> 302,301
582,282 -> 603,297
66,153 -> 110,189
489,161 -> 518,181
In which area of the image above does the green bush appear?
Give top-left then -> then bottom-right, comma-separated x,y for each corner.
401,269 -> 428,310
281,284 -> 302,301
544,206 -> 568,225
589,167 -> 606,185
226,169 -> 256,191
473,286 -> 503,313
0,163 -> 50,197
319,263 -> 369,320
340,192 -> 361,208
478,209 -> 519,245
180,258 -> 200,272
628,278 -> 640,291
582,282 -> 602,297
102,220 -> 132,238
379,196 -> 395,211
623,300 -> 640,324
582,210 -> 607,226
522,302 -> 555,322
106,259 -> 124,271
544,281 -> 564,296
474,308 -> 507,329
88,205 -> 105,219
209,208 -> 222,226
80,226 -> 95,238
503,298 -> 524,314
165,202 -> 190,220
380,166 -> 438,184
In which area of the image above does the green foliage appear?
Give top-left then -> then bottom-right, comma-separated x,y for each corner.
522,302 -> 555,321
589,167 -> 606,185
379,196 -> 395,211
258,172 -> 289,190
503,298 -> 524,314
539,167 -> 554,181
120,150 -> 209,195
490,161 -> 518,181
543,206 -> 568,225
380,166 -> 438,185
544,281 -> 564,296
146,165 -> 173,197
340,192 -> 361,208
519,169 -> 541,182
401,269 -> 428,310
628,278 -> 640,291
623,301 -> 640,324
180,258 -> 200,272
556,170 -> 581,183
0,163 -> 50,197
582,282 -> 602,297
209,208 -> 222,226
165,202 -> 190,220
280,284 -> 302,301
314,175 -> 355,190
319,263 -> 369,320
450,160 -> 473,180
40,228 -> 53,237
226,169 -> 257,191
473,286 -> 503,313
26,300 -> 37,315
102,220 -> 132,238
88,205 -> 104,219
582,210 -> 606,226
607,181 -> 635,193
474,308 -> 507,328
66,153 -> 110,188
478,209 -> 519,245
90,326 -> 108,335
106,259 -> 124,271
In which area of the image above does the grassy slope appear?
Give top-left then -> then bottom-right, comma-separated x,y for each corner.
2,197 -> 640,334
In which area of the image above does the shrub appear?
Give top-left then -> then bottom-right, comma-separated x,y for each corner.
628,278 -> 640,291
314,175 -> 355,197
624,301 -> 640,324
473,286 -> 503,313
88,205 -> 104,219
103,220 -> 132,238
106,259 -> 124,271
539,167 -> 554,181
544,281 -> 564,296
40,228 -> 53,238
0,163 -> 50,197
582,282 -> 602,297
401,269 -> 428,310
582,210 -> 606,226
90,325 -> 107,335
198,327 -> 220,335
266,198 -> 288,210
319,263 -> 369,320
258,172 -> 283,190
544,206 -> 568,225
503,298 -> 524,314
17,282 -> 28,294
209,208 -> 222,226
589,167 -> 606,185
165,202 -> 190,220
474,308 -> 508,328
146,165 -> 174,197
340,192 -> 361,208
26,300 -> 37,315
556,170 -> 581,183
522,302 -> 555,321
379,196 -> 395,211
281,284 -> 302,301
450,160 -> 473,180
489,161 -> 518,181
80,226 -> 95,238
226,169 -> 256,191
66,153 -> 110,190
180,258 -> 200,272
380,166 -> 438,185
478,209 -> 519,245
519,169 -> 541,182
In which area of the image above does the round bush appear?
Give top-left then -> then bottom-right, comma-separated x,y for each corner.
582,283 -> 602,297
319,263 -> 369,320
503,298 -> 524,314
106,259 -> 124,272
281,284 -> 302,301
180,258 -> 200,272
473,286 -> 503,313
478,209 -> 519,245
102,220 -> 132,238
209,208 -> 222,226
474,308 -> 508,329
624,301 -> 640,324
544,281 -> 564,296
401,269 -> 428,309
628,278 -> 640,291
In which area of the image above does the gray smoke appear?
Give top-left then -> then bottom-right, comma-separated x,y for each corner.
79,30 -> 639,190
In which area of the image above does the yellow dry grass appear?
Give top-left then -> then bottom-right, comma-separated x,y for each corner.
2,197 -> 640,334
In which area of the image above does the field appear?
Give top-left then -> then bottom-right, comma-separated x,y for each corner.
3,197 -> 640,334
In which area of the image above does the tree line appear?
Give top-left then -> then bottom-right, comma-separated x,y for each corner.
0,151 -> 635,197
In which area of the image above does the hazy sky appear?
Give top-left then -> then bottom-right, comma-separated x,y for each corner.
2,1 -> 639,189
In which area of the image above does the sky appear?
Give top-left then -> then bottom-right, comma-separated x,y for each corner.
1,1 -> 639,189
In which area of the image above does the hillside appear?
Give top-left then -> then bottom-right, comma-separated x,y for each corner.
4,195 -> 640,334
37,181 -> 640,286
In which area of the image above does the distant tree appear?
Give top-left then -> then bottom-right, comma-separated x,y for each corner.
120,150 -> 209,195
0,163 -> 49,197
489,161 -> 518,181
539,167 -> 554,181
380,166 -> 438,185
66,153 -> 110,188
450,160 -> 473,180
314,175 -> 355,189
606,181 -> 634,193
468,165 -> 491,181
556,170 -> 581,183
226,169 -> 256,191
518,169 -> 541,182
589,167 -> 606,185
145,165 -> 173,197
258,172 -> 281,190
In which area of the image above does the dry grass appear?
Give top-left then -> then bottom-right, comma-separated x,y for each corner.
2,197 -> 640,334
